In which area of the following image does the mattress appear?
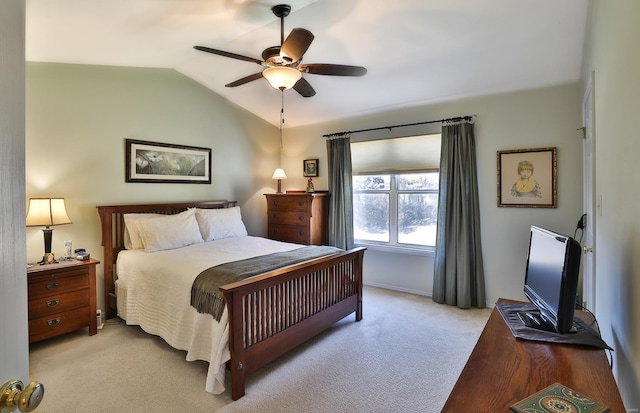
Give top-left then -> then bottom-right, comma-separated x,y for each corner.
115,235 -> 301,394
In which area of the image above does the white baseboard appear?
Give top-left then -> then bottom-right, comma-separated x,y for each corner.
363,281 -> 432,298
363,281 -> 496,309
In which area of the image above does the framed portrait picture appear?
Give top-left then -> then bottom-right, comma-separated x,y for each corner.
497,147 -> 557,208
125,139 -> 211,184
303,158 -> 319,177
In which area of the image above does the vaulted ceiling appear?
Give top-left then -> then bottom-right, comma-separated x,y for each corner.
26,0 -> 589,127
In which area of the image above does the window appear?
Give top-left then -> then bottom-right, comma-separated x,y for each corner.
353,172 -> 439,250
351,134 -> 441,253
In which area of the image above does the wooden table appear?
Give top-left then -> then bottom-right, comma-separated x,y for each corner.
442,298 -> 625,412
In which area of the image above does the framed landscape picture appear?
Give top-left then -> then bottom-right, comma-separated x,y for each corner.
125,139 -> 211,184
497,147 -> 557,208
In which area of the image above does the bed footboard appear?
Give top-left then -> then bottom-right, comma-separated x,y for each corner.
220,247 -> 365,400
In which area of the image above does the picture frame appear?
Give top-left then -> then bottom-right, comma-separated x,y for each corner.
303,158 -> 319,177
497,147 -> 557,208
125,139 -> 211,184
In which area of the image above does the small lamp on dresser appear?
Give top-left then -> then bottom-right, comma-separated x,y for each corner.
26,197 -> 72,264
272,168 -> 288,193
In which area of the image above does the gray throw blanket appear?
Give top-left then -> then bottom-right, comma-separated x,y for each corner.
191,245 -> 342,321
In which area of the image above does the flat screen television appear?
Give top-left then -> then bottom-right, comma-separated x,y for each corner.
519,225 -> 582,334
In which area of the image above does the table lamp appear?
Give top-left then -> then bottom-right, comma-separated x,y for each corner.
26,198 -> 72,264
272,168 -> 287,193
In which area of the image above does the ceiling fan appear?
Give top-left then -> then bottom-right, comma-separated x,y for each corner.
194,4 -> 367,97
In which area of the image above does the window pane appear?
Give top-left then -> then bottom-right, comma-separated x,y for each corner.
354,193 -> 389,242
398,193 -> 438,246
353,175 -> 390,191
397,172 -> 439,190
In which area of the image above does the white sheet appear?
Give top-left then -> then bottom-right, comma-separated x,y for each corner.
115,236 -> 301,394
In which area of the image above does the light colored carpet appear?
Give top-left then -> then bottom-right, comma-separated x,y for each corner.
29,286 -> 491,413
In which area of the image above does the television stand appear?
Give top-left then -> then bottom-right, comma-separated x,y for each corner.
516,310 -> 577,333
442,298 -> 624,411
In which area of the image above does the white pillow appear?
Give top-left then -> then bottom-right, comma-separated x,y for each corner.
135,208 -> 204,252
195,206 -> 248,241
123,213 -> 162,250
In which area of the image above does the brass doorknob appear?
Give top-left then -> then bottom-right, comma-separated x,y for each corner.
583,246 -> 593,253
0,380 -> 44,413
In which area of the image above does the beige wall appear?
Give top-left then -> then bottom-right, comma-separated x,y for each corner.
26,62 -> 280,312
581,0 -> 640,407
282,83 -> 584,304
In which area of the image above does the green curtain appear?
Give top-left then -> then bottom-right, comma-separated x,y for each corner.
433,121 -> 485,308
326,135 -> 354,250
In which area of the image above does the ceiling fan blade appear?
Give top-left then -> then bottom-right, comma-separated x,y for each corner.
194,46 -> 263,65
280,28 -> 314,63
293,77 -> 316,97
225,72 -> 264,87
300,63 -> 367,76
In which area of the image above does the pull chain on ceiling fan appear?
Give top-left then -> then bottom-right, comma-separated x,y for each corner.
279,90 -> 285,148
194,4 -> 366,97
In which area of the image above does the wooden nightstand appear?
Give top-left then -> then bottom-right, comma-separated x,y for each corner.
27,259 -> 99,343
265,192 -> 330,245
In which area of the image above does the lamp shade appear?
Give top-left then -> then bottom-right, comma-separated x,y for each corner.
262,67 -> 302,90
271,168 -> 288,180
26,198 -> 72,227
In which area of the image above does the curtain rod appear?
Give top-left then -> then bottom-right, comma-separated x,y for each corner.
322,115 -> 475,138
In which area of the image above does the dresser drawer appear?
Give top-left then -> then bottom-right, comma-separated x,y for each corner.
28,306 -> 91,343
267,196 -> 310,211
28,269 -> 89,299
268,224 -> 309,244
268,210 -> 310,226
28,289 -> 89,319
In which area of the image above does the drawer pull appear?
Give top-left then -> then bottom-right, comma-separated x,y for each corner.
46,299 -> 60,308
46,282 -> 59,290
47,318 -> 61,327
299,231 -> 305,235
272,201 -> 278,206
272,214 -> 278,219
298,201 -> 304,206
298,215 -> 304,220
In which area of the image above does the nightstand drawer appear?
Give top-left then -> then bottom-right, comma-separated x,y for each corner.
268,211 -> 310,226
28,289 -> 89,319
267,196 -> 310,211
28,269 -> 88,299
28,306 -> 91,343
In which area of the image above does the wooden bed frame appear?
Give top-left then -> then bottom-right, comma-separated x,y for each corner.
96,200 -> 365,400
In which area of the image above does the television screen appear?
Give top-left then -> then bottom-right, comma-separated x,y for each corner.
521,225 -> 581,334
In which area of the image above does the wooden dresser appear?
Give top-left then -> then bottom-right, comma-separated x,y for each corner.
265,192 -> 330,245
27,259 -> 99,343
442,298 -> 625,412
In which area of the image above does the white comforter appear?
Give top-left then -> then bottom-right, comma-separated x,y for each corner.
115,236 -> 301,394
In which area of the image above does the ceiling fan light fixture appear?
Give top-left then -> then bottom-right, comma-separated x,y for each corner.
263,66 -> 301,90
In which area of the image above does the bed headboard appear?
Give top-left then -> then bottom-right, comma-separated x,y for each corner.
96,200 -> 237,318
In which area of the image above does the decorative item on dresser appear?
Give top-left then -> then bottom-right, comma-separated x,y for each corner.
96,200 -> 364,400
27,259 -> 99,343
265,191 -> 329,245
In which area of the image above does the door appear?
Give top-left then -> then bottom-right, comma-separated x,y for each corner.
582,72 -> 596,312
0,0 -> 29,388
